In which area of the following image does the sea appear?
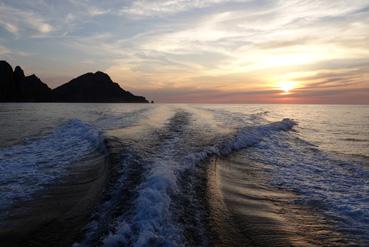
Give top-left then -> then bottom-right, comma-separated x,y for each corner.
0,103 -> 368,246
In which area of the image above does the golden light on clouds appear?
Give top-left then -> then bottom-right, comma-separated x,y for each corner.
1,0 -> 369,103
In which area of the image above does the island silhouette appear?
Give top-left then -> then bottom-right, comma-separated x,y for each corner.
0,60 -> 148,103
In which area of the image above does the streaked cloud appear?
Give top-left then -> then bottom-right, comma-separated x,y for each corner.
0,44 -> 10,55
0,0 -> 368,103
0,3 -> 53,35
120,0 -> 239,16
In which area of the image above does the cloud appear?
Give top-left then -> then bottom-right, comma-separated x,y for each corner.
0,4 -> 53,35
1,0 -> 369,103
296,65 -> 369,90
134,86 -> 281,103
87,7 -> 111,17
0,44 -> 10,55
119,0 -> 240,17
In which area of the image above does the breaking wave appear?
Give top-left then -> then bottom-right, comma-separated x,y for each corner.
82,116 -> 298,246
3,104 -> 368,246
244,131 -> 369,244
0,119 -> 104,213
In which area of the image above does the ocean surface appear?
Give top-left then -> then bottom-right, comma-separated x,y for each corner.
0,103 -> 368,246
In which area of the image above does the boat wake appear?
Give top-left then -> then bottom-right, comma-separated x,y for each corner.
76,110 -> 299,246
1,105 -> 368,246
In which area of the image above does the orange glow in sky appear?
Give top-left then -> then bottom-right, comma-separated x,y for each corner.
1,1 -> 369,104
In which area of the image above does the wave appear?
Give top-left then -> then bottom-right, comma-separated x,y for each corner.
2,105 -> 368,246
100,111 -> 191,246
0,119 -> 105,213
221,118 -> 297,153
240,126 -> 369,244
89,117 -> 298,246
340,137 -> 368,143
94,108 -> 150,130
74,112 -> 369,246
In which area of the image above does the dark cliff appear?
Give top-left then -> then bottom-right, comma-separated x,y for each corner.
0,61 -> 52,102
0,61 -> 148,103
53,71 -> 148,103
0,61 -> 15,101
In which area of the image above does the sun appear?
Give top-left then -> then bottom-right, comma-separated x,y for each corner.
278,81 -> 296,94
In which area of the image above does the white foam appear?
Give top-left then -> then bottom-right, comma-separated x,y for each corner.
221,118 -> 297,153
0,119 -> 103,213
102,142 -> 184,246
101,118 -> 297,246
243,129 -> 369,243
94,108 -> 150,130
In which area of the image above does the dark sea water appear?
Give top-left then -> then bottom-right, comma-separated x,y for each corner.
0,103 -> 368,246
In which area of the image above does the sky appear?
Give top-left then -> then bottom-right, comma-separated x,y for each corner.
0,0 -> 369,104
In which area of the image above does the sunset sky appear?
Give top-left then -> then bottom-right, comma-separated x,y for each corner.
1,0 -> 369,103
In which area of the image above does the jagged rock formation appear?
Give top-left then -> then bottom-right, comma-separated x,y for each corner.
14,66 -> 25,83
0,61 -> 148,103
0,61 -> 52,102
0,61 -> 17,101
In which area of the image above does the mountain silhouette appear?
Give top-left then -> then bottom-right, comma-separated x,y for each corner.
53,71 -> 147,102
0,61 -> 148,103
0,61 -> 52,102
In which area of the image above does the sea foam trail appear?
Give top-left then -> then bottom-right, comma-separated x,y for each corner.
76,106 -> 180,246
94,108 -> 150,130
242,128 -> 369,244
101,112 -> 190,247
0,119 -> 104,213
99,117 -> 297,247
222,118 -> 297,153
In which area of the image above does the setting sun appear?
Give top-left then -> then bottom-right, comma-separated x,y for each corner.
279,81 -> 296,93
